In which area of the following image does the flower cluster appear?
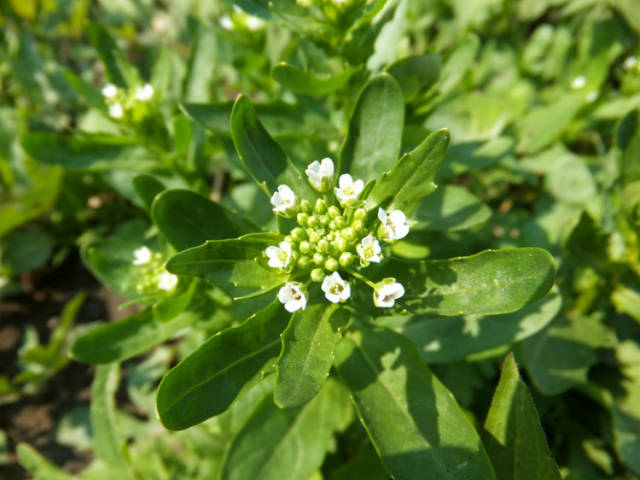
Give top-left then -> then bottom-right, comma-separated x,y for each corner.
264,158 -> 409,312
131,246 -> 178,294
101,82 -> 155,121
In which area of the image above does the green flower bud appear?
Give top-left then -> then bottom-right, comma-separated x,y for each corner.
299,240 -> 311,253
314,198 -> 328,214
325,258 -> 339,271
352,219 -> 364,233
319,214 -> 329,226
354,208 -> 366,220
334,237 -> 348,252
284,235 -> 293,244
297,255 -> 311,268
310,268 -> 325,282
317,239 -> 329,253
313,252 -> 325,265
343,227 -> 355,240
307,229 -> 321,243
291,227 -> 306,241
300,199 -> 312,214
339,252 -> 354,267
307,215 -> 319,227
335,216 -> 346,228
328,206 -> 341,218
328,220 -> 337,231
297,213 -> 309,226
327,232 -> 335,241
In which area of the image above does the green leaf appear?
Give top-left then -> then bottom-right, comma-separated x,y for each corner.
618,109 -> 640,185
70,304 -> 202,364
334,327 -> 496,480
151,189 -> 257,251
165,232 -> 288,293
328,439 -> 388,480
220,378 -> 352,480
22,132 -> 155,171
482,353 -> 561,480
272,62 -> 357,96
412,184 -> 491,231
339,74 -> 404,182
156,300 -> 290,430
520,313 -> 612,395
230,95 -> 314,199
367,129 -> 449,215
16,443 -> 73,480
386,53 -> 441,102
86,23 -> 134,88
356,248 -> 555,316
1,228 -> 53,275
275,302 -> 350,408
378,287 -> 561,364
62,68 -> 105,110
133,174 -> 165,212
91,363 -> 131,473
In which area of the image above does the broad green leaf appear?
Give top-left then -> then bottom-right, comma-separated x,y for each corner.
165,232 -> 287,293
386,53 -> 441,102
272,62 -> 357,96
70,303 -> 204,364
367,129 -> 449,215
355,248 -> 555,316
618,109 -> 640,185
436,136 -> 514,182
151,189 -> 257,251
482,354 -> 561,480
133,174 -> 165,212
220,379 -> 352,480
339,74 -> 404,182
16,443 -> 73,480
22,132 -> 156,170
1,228 -> 53,275
520,313 -> 613,395
230,95 -> 314,199
342,0 -> 400,64
91,363 -> 131,473
412,184 -> 491,231
183,23 -> 216,102
328,439 -> 388,480
62,68 -> 105,110
86,24 -> 130,88
609,0 -> 640,34
275,302 -> 350,408
377,287 -> 561,364
156,300 -> 290,430
515,93 -> 584,154
612,282 -> 640,326
334,327 -> 496,480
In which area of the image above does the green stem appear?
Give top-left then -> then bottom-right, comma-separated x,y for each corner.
343,267 -> 375,289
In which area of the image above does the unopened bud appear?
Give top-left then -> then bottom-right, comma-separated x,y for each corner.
319,215 -> 329,226
334,237 -> 348,252
313,253 -> 325,265
339,252 -> 354,267
354,208 -> 366,221
307,215 -> 319,228
343,227 -> 355,240
352,220 -> 364,233
311,268 -> 325,282
291,227 -> 306,241
318,239 -> 329,253
328,206 -> 341,218
299,241 -> 311,253
325,258 -> 339,271
300,199 -> 312,214
335,216 -> 346,228
314,198 -> 328,214
297,213 -> 309,226
297,255 -> 311,268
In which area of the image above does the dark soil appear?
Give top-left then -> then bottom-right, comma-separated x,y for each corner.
0,254 -> 134,479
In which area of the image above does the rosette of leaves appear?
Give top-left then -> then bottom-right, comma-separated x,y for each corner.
153,74 -> 556,480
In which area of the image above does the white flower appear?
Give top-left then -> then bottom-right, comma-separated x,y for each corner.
571,76 -> 586,90
219,15 -> 234,30
305,157 -> 334,192
101,84 -> 118,98
270,185 -> 297,216
278,282 -> 307,312
373,278 -> 405,308
586,91 -> 598,103
377,208 -> 410,241
321,272 -> 350,303
356,235 -> 382,264
266,241 -> 293,269
245,15 -> 265,31
135,83 -> 154,102
132,246 -> 152,265
624,56 -> 638,70
334,174 -> 364,206
158,272 -> 178,291
108,103 -> 124,119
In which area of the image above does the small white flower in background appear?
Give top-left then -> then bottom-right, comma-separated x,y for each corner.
132,246 -> 153,265
101,83 -> 118,98
335,174 -> 364,206
135,83 -> 154,102
219,15 -> 234,30
0,276 -> 8,289
305,157 -> 335,192
278,282 -> 307,312
377,208 -> 410,241
271,184 -> 297,215
624,56 -> 638,70
321,271 -> 350,303
245,15 -> 265,31
373,278 -> 405,308
266,241 -> 293,269
586,91 -> 598,103
158,272 -> 178,291
108,103 -> 124,119
356,235 -> 382,265
571,76 -> 586,90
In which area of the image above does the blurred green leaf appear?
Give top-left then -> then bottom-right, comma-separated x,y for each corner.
133,174 -> 165,212
412,184 -> 491,231
386,53 -> 441,102
482,353 -> 561,480
272,62 -> 357,96
16,443 -> 73,480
